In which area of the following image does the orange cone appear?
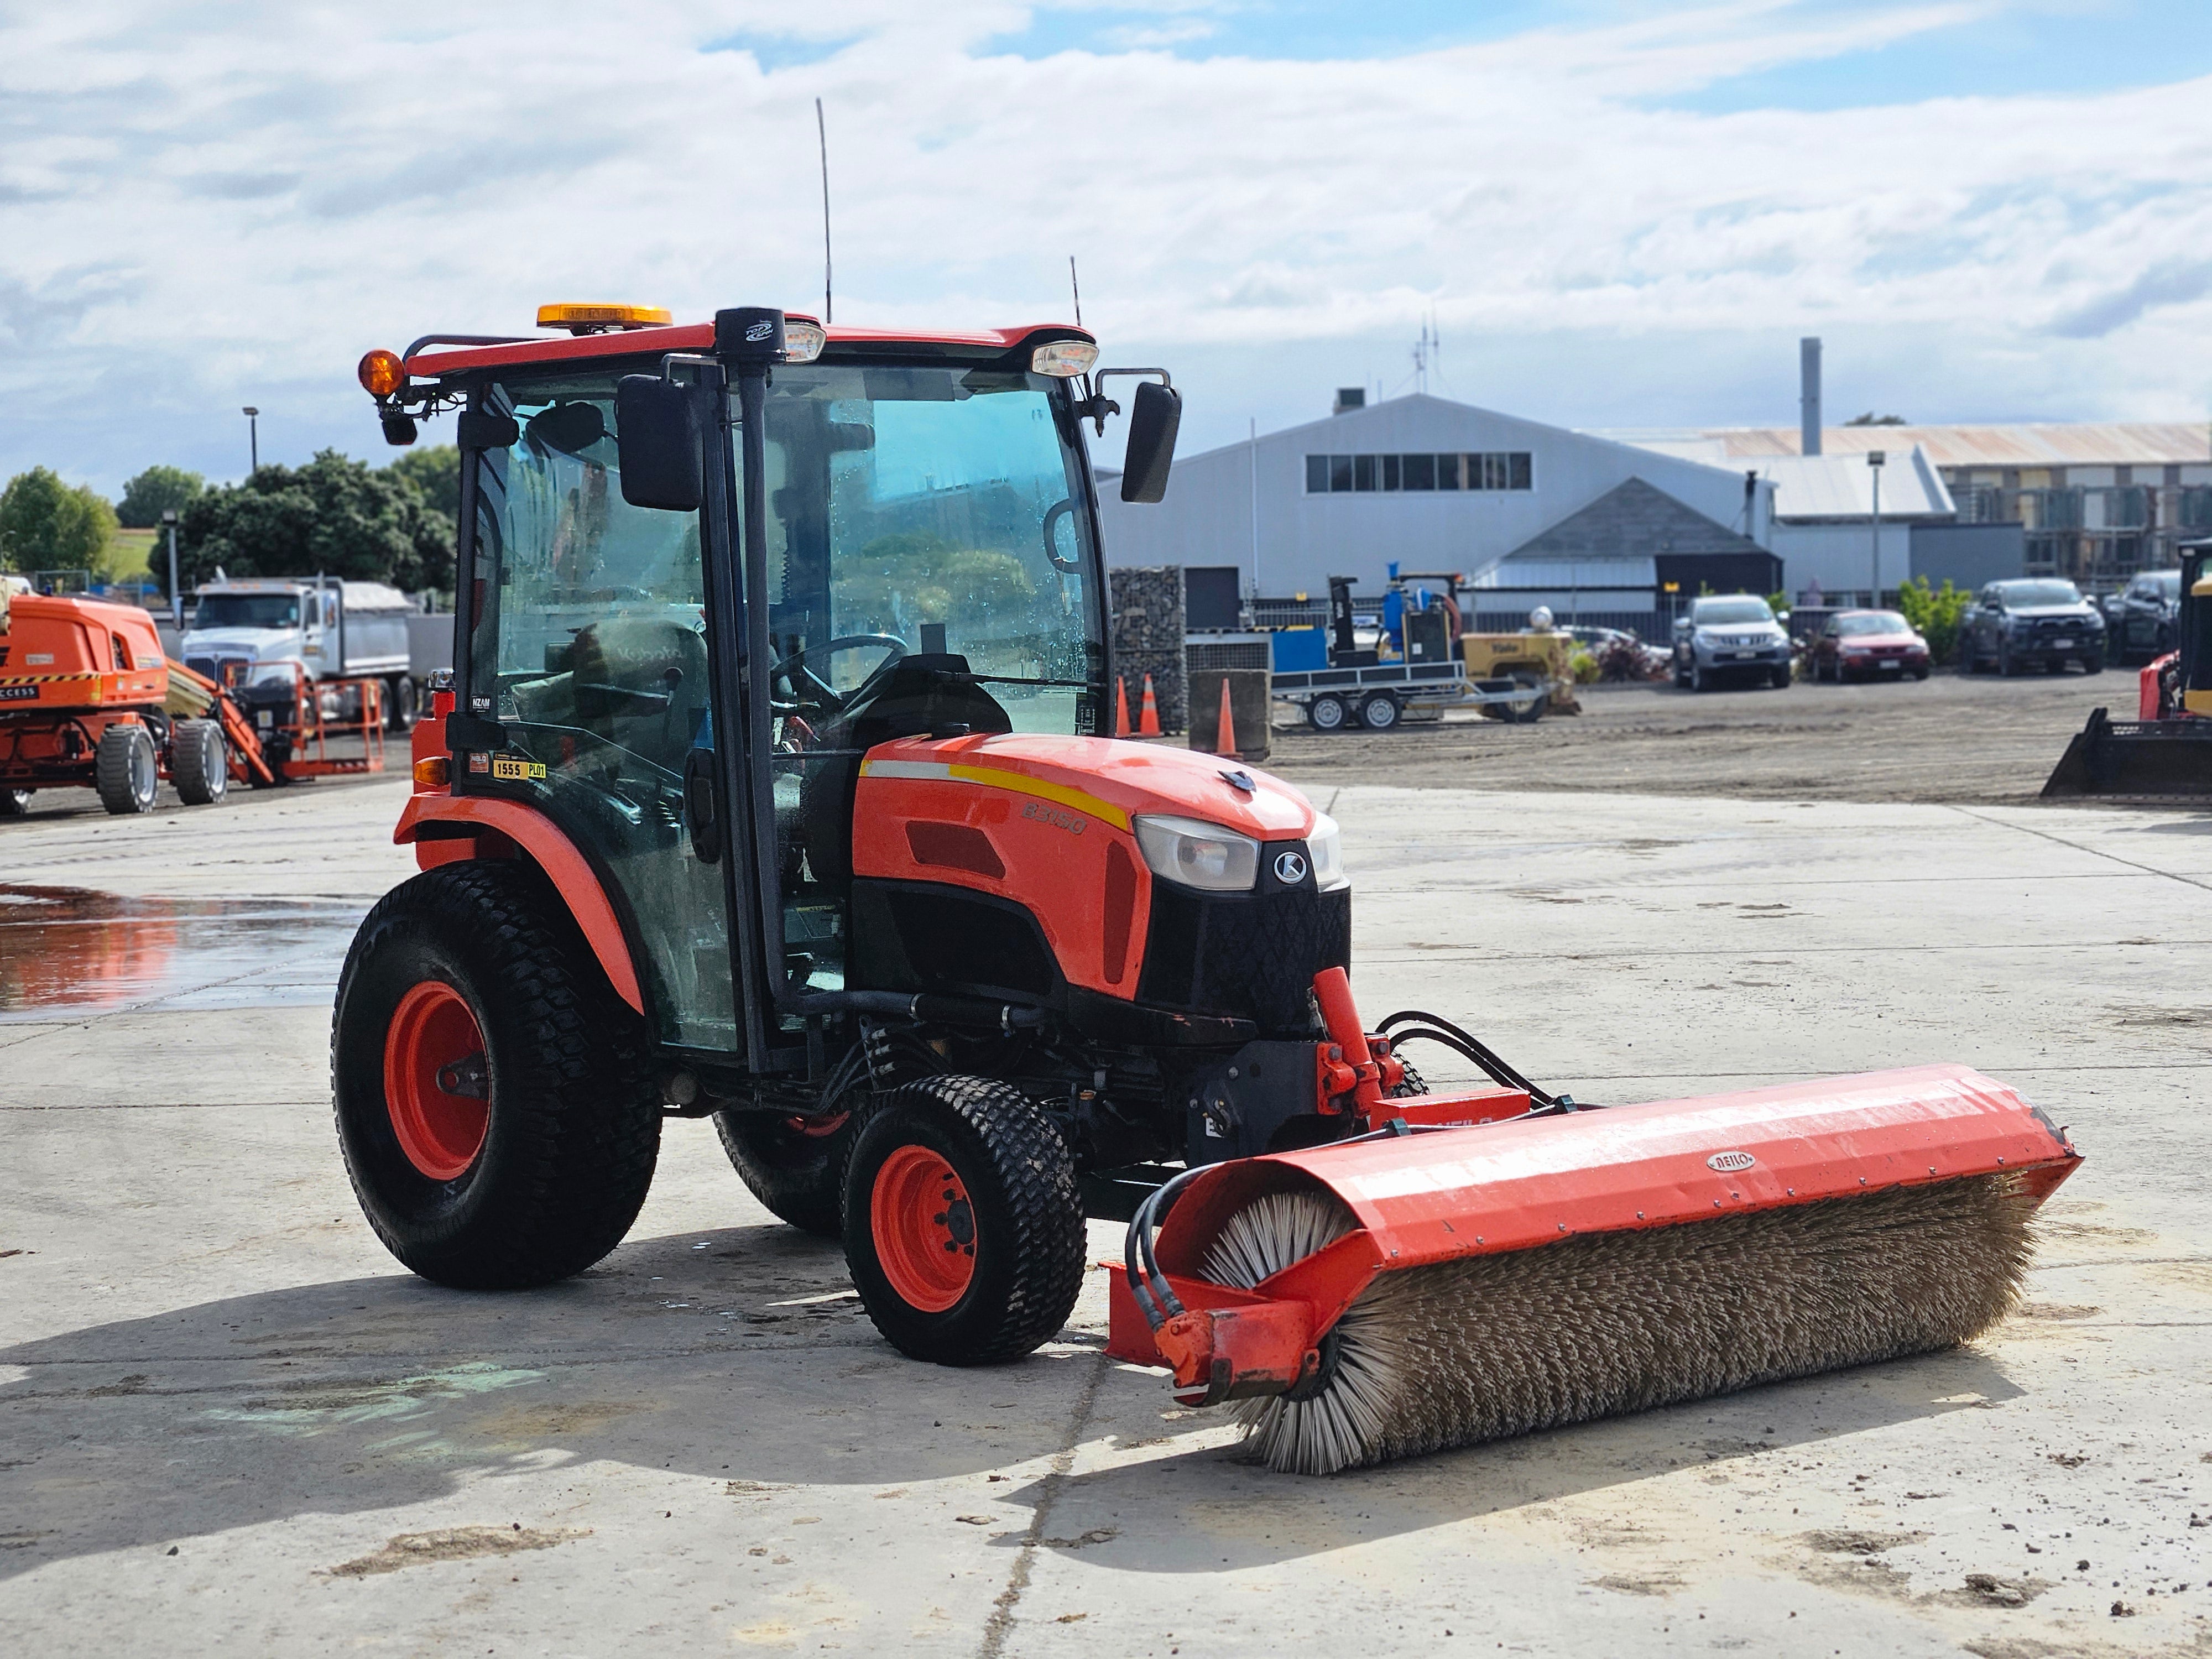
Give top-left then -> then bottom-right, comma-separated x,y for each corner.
1138,674 -> 1162,737
1115,676 -> 1133,737
1215,677 -> 1238,757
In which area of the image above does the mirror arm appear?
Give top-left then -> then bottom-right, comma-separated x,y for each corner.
1088,367 -> 1173,436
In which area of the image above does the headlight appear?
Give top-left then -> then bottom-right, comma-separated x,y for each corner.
1133,815 -> 1259,893
1307,812 -> 1350,893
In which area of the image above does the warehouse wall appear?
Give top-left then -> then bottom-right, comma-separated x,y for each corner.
1096,393 -> 1768,600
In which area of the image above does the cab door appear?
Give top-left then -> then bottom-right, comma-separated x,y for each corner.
457,379 -> 746,1056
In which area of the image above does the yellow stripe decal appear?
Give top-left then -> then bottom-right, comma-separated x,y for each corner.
861,756 -> 1130,831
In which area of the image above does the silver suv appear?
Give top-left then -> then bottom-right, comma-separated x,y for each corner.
1672,595 -> 1793,691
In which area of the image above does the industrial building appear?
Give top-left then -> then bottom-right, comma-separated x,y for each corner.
1095,390 -> 1777,633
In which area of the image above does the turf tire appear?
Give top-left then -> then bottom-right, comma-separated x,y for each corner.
95,723 -> 158,815
332,859 -> 660,1289
843,1074 -> 1085,1366
715,1107 -> 859,1238
171,719 -> 227,806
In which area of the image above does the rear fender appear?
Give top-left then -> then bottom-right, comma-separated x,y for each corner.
393,792 -> 644,1014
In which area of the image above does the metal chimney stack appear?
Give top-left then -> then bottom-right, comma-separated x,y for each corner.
1799,337 -> 1822,456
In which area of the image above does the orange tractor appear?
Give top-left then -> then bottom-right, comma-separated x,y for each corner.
332,305 -> 2077,1474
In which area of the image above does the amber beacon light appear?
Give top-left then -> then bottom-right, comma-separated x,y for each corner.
357,348 -> 405,398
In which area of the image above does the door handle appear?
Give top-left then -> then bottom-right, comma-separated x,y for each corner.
682,748 -> 721,864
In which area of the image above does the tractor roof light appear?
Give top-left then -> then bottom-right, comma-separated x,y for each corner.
782,319 -> 826,363
536,302 -> 674,335
1032,340 -> 1099,378
357,348 -> 405,398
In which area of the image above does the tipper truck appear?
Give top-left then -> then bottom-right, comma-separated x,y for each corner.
182,577 -> 420,731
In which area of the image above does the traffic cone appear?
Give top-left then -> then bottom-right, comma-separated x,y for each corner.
1215,677 -> 1238,757
1115,676 -> 1133,737
1139,674 -> 1162,737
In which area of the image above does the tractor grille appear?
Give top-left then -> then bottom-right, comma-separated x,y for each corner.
1138,881 -> 1352,1036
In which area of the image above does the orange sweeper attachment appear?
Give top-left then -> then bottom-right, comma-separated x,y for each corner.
332,304 -> 2080,1480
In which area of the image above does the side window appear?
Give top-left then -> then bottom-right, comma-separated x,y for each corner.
467,382 -> 734,1051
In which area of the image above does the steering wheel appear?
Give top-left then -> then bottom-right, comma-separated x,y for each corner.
1041,499 -> 1082,574
770,633 -> 910,716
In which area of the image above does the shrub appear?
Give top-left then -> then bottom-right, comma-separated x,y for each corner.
1897,576 -> 1971,664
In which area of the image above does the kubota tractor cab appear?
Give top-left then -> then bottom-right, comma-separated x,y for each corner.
339,304 -> 2076,1473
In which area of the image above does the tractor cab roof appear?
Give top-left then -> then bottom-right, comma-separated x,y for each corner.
403,319 -> 1093,381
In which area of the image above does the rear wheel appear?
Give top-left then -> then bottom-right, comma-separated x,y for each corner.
1356,691 -> 1401,731
843,1075 -> 1084,1365
0,788 -> 29,818
95,723 -> 158,815
332,860 -> 660,1288
385,675 -> 419,733
170,719 -> 227,807
1307,694 -> 1349,733
1500,674 -> 1548,723
2082,653 -> 2104,675
715,1105 -> 858,1238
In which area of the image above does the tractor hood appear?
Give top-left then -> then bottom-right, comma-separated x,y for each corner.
857,733 -> 1316,842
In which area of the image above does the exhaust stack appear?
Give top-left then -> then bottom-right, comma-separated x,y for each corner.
1801,336 -> 1823,456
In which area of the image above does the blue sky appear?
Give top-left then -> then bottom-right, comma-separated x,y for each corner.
2,0 -> 2208,495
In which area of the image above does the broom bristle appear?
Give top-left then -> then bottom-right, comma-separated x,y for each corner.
1199,1174 -> 2039,1476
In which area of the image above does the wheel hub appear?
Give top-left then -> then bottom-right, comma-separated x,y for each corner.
870,1144 -> 977,1312
383,980 -> 491,1181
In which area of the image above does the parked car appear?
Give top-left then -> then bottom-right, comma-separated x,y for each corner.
1671,595 -> 1793,691
1565,624 -> 1669,679
1808,609 -> 1931,682
1959,578 -> 2106,676
2104,569 -> 2182,665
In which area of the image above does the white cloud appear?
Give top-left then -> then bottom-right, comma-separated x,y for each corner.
1,0 -> 2207,489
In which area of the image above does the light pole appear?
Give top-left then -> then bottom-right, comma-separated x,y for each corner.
162,508 -> 181,628
242,406 -> 259,474
1867,449 -> 1886,607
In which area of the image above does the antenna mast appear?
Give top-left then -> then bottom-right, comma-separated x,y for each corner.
1069,255 -> 1083,328
816,97 -> 833,325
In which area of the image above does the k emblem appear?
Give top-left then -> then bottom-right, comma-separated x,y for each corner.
1274,850 -> 1309,885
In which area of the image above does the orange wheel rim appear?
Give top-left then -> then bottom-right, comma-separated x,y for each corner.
383,980 -> 489,1181
870,1144 -> 977,1313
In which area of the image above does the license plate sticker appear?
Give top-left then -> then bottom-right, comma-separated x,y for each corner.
2052,637 -> 2074,649
1879,659 -> 1902,669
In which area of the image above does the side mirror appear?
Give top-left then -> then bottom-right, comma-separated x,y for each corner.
614,375 -> 706,512
1119,381 -> 1182,504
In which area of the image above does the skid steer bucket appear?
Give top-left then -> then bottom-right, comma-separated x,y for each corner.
1109,1063 -> 2078,1474
2043,706 -> 2212,799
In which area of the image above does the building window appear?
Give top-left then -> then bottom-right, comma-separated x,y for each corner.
1302,451 -> 1533,494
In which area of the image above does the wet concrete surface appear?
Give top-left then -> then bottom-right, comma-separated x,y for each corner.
2,769 -> 2209,1655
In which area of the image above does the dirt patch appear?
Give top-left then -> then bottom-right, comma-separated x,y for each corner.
1803,1529 -> 1928,1555
1259,670 -> 2114,805
2015,1303 -> 2103,1321
1948,1573 -> 2050,1609
326,1525 -> 585,1577
1590,1573 -> 1684,1597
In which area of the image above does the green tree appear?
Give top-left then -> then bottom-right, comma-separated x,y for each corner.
0,467 -> 120,575
154,449 -> 452,593
383,445 -> 460,531
1896,576 -> 1971,664
115,465 -> 206,528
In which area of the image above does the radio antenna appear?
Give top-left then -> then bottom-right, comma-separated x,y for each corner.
816,97 -> 833,325
1069,255 -> 1083,328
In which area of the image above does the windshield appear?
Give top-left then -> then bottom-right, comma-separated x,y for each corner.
193,593 -> 300,630
1999,581 -> 2083,608
2144,572 -> 2181,598
749,364 -> 1101,733
1693,598 -> 1773,626
1837,612 -> 1912,637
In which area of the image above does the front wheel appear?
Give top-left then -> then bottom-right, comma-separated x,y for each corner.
843,1076 -> 1084,1366
332,860 -> 660,1288
1307,694 -> 1349,733
1771,664 -> 1793,690
385,675 -> 420,733
170,718 -> 228,807
95,723 -> 158,815
2082,653 -> 2104,676
1690,662 -> 1709,692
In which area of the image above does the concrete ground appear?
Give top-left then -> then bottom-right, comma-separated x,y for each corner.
3,769 -> 2209,1657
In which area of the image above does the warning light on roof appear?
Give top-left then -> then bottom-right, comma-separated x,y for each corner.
783,319 -> 826,363
536,303 -> 674,335
357,348 -> 405,398
1031,340 -> 1099,378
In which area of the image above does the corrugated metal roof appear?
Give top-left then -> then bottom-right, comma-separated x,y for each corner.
1751,446 -> 1953,520
1603,422 -> 2211,469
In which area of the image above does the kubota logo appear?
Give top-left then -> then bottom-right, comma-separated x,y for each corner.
745,321 -> 776,341
1707,1150 -> 1756,1172
1274,850 -> 1308,885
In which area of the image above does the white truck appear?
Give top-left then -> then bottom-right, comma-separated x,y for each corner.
180,577 -> 422,729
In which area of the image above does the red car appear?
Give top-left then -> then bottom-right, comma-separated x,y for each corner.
1811,609 -> 1931,682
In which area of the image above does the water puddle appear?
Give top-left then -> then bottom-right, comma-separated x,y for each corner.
0,885 -> 364,1020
